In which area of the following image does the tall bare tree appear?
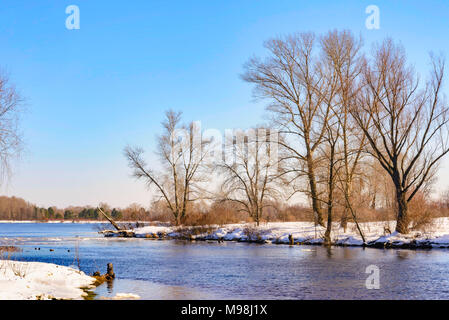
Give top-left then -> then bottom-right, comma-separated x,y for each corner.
124,110 -> 211,225
321,119 -> 340,244
0,71 -> 23,183
352,40 -> 449,233
242,33 -> 331,226
217,128 -> 281,226
320,30 -> 367,241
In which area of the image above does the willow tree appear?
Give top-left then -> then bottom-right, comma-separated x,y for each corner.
242,33 -> 331,226
320,30 -> 367,242
124,110 -> 211,225
352,40 -> 449,234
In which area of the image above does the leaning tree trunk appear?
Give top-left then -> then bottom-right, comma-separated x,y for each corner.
98,207 -> 122,231
395,189 -> 409,234
343,191 -> 366,243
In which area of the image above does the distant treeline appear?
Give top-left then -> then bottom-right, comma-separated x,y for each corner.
3,193 -> 449,227
0,196 -> 145,221
0,195 -> 318,224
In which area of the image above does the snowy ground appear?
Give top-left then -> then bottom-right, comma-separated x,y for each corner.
103,217 -> 449,248
0,260 -> 95,300
0,220 -> 132,224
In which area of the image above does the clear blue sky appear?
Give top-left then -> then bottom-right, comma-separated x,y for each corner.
0,0 -> 448,208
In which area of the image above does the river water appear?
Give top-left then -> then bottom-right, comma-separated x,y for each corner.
1,222 -> 449,299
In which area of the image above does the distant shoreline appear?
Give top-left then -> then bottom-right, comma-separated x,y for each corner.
0,220 -> 135,224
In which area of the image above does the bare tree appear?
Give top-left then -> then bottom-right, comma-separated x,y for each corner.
321,120 -> 341,244
0,71 -> 24,183
364,159 -> 395,211
217,128 -> 281,226
352,39 -> 449,233
320,30 -> 367,242
124,110 -> 211,225
124,203 -> 147,221
242,33 -> 331,226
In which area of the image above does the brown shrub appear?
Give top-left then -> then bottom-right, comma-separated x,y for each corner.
264,205 -> 314,222
182,203 -> 249,226
243,226 -> 263,241
408,192 -> 436,231
174,225 -> 217,237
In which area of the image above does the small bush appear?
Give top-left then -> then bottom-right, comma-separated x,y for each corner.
408,193 -> 436,231
243,226 -> 263,241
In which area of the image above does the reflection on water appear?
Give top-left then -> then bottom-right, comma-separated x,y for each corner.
95,279 -> 220,300
2,223 -> 449,299
106,279 -> 114,293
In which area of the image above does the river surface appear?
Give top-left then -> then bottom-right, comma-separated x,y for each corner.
2,222 -> 449,299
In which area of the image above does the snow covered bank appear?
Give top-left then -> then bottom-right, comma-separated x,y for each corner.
0,220 -> 143,224
101,217 -> 449,249
0,260 -> 96,300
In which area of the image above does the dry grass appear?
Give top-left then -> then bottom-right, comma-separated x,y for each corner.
181,205 -> 249,226
173,225 -> 217,238
0,247 -> 28,278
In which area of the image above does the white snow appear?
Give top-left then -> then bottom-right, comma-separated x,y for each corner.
0,220 -> 148,224
134,225 -> 172,237
122,217 -> 449,248
0,260 -> 95,300
111,293 -> 141,299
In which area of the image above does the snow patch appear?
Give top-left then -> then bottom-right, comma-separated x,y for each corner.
0,260 -> 95,300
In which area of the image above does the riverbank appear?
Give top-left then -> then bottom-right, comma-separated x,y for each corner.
101,217 -> 449,249
0,260 -> 96,299
0,220 -> 136,224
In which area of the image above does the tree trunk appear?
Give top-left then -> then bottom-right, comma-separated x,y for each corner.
97,208 -> 122,231
175,212 -> 181,226
254,208 -> 260,226
340,208 -> 349,232
324,206 -> 332,245
395,189 -> 409,234
306,156 -> 324,226
371,194 -> 376,210
340,185 -> 350,231
324,148 -> 334,245
343,191 -> 366,243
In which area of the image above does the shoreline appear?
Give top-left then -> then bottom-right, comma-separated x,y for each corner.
100,218 -> 449,250
0,220 -> 144,224
102,230 -> 443,249
3,219 -> 449,249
